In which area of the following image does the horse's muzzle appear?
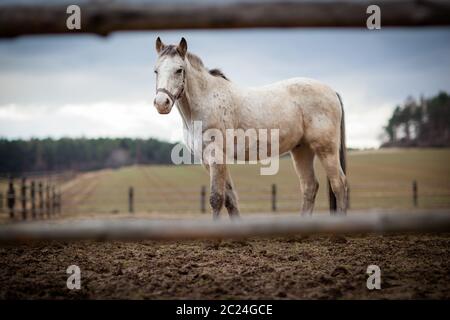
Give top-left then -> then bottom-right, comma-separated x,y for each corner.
154,93 -> 173,114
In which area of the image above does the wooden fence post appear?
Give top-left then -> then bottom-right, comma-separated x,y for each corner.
46,183 -> 51,217
21,177 -> 27,220
413,180 -> 418,208
30,181 -> 36,219
7,177 -> 15,218
200,185 -> 206,213
51,185 -> 56,215
59,191 -> 62,214
38,182 -> 44,217
56,190 -> 61,214
128,186 -> 134,213
272,183 -> 277,212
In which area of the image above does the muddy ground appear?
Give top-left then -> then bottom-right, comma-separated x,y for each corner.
0,233 -> 449,299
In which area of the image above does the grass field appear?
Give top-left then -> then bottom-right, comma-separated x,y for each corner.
40,148 -> 450,215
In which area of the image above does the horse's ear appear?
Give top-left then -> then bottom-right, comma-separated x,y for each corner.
177,37 -> 188,58
156,37 -> 165,54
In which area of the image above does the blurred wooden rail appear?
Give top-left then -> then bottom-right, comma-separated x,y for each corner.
1,0 -> 450,37
0,211 -> 449,242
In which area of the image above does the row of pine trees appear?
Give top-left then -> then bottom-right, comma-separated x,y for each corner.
382,91 -> 450,147
0,138 -> 176,174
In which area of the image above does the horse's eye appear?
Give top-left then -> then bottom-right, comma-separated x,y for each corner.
175,69 -> 183,74
154,70 -> 158,74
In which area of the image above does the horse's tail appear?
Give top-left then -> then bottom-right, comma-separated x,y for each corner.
328,92 -> 346,213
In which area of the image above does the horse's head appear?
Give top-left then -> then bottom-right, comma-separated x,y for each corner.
153,37 -> 188,114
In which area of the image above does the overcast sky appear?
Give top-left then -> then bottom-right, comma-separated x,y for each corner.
0,27 -> 450,148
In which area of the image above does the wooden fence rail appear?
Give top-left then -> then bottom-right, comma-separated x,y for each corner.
123,180 -> 423,214
1,0 -> 450,37
0,210 -> 449,242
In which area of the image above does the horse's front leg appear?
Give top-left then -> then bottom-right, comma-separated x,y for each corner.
224,172 -> 240,219
209,163 -> 227,220
203,163 -> 240,219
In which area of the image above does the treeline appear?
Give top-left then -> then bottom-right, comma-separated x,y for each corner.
382,91 -> 450,147
0,137 -> 177,174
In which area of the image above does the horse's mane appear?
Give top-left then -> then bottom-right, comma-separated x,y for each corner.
160,45 -> 229,81
208,68 -> 228,81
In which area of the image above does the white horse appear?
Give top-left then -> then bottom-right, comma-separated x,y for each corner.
153,37 -> 348,218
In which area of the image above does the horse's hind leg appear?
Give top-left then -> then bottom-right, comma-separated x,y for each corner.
291,144 -> 319,215
224,172 -> 240,219
316,149 -> 348,214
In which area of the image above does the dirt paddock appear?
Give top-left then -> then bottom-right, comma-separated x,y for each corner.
0,232 -> 449,299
